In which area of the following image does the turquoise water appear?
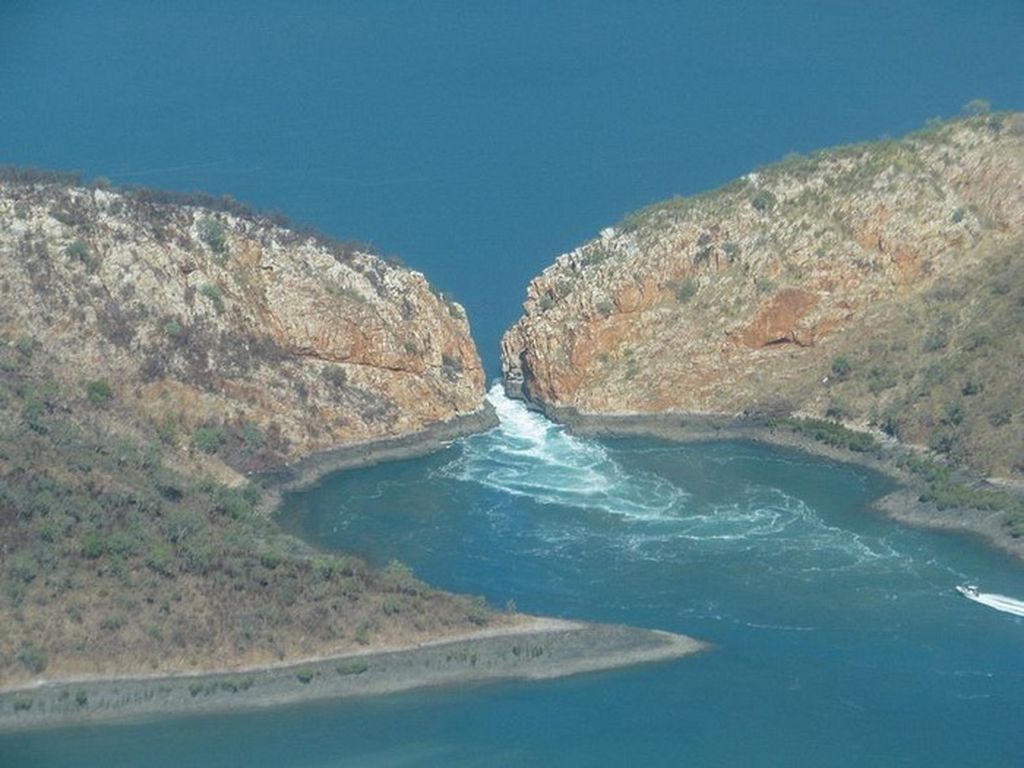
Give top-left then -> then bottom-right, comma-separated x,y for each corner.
3,1 -> 1022,369
5,388 -> 1023,766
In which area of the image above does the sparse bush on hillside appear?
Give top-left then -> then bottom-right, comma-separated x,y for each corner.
197,216 -> 228,255
85,379 -> 113,406
191,426 -> 226,455
199,283 -> 224,313
830,356 -> 851,380
16,645 -> 48,675
751,189 -> 777,213
0,341 -> 495,682
65,239 -> 95,271
778,417 -> 877,453
672,278 -> 698,303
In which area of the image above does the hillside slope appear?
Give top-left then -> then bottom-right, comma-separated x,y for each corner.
0,173 -> 488,476
0,174 -> 499,687
502,115 -> 1024,482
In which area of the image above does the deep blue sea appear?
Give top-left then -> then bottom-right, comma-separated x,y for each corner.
2,2 -> 1023,765
2,0 -> 1023,369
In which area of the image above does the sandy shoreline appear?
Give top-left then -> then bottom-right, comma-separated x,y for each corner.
541,406 -> 1024,563
0,619 -> 706,731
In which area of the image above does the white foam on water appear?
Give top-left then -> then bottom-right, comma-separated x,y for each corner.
442,384 -> 687,520
444,384 -> 913,572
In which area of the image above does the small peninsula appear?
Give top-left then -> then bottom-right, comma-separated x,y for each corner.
0,171 -> 703,727
502,113 -> 1024,555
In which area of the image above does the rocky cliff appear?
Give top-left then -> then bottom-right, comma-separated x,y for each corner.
0,174 -> 498,686
502,114 -> 1024,479
0,174 -> 488,476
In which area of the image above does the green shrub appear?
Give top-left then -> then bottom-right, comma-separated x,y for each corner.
781,417 -> 877,453
961,378 -> 983,396
199,283 -> 224,313
75,689 -> 88,706
336,660 -> 369,675
867,367 -> 897,394
673,278 -> 698,303
321,366 -> 348,388
65,239 -> 95,270
751,189 -> 777,213
16,644 -> 48,674
156,415 -> 181,447
85,379 -> 113,406
942,401 -> 965,426
82,532 -> 108,559
989,406 -> 1012,427
99,615 -> 124,632
192,426 -> 226,455
922,329 -> 948,352
466,595 -> 490,626
830,356 -> 851,379
296,669 -> 315,684
146,542 -> 175,576
15,336 -> 35,359
197,216 -> 228,254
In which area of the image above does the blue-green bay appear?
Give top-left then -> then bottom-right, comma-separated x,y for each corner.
6,390 -> 1023,766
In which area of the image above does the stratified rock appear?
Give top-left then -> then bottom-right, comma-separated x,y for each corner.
0,177 -> 488,474
503,114 -> 1024,477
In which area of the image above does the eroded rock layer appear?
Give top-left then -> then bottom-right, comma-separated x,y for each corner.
503,115 -> 1024,477
0,177 -> 487,474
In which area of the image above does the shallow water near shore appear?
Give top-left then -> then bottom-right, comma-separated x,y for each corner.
6,388 -> 1023,766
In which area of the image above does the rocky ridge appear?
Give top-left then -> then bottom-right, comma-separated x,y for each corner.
0,174 -> 501,687
0,175 -> 489,478
502,114 -> 1024,480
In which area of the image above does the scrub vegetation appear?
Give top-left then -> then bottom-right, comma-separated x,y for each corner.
0,332 -> 496,688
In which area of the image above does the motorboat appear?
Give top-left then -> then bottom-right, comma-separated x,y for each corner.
956,584 -> 1024,617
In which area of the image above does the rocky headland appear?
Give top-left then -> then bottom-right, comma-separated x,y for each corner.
0,172 -> 491,478
0,171 -> 514,693
502,113 -> 1024,553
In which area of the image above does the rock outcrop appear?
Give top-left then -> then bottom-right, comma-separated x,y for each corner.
502,114 -> 1024,478
0,176 -> 489,475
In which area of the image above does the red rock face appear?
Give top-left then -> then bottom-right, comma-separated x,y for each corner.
738,288 -> 818,348
502,116 -> 1024,420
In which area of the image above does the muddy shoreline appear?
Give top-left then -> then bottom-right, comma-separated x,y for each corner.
0,620 -> 706,731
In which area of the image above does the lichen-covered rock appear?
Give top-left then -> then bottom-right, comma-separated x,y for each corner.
0,177 -> 488,474
503,114 -> 1024,477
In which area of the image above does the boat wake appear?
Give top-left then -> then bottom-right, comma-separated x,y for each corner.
958,586 -> 1024,617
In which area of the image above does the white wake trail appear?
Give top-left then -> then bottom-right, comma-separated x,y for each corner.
444,384 -> 686,520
